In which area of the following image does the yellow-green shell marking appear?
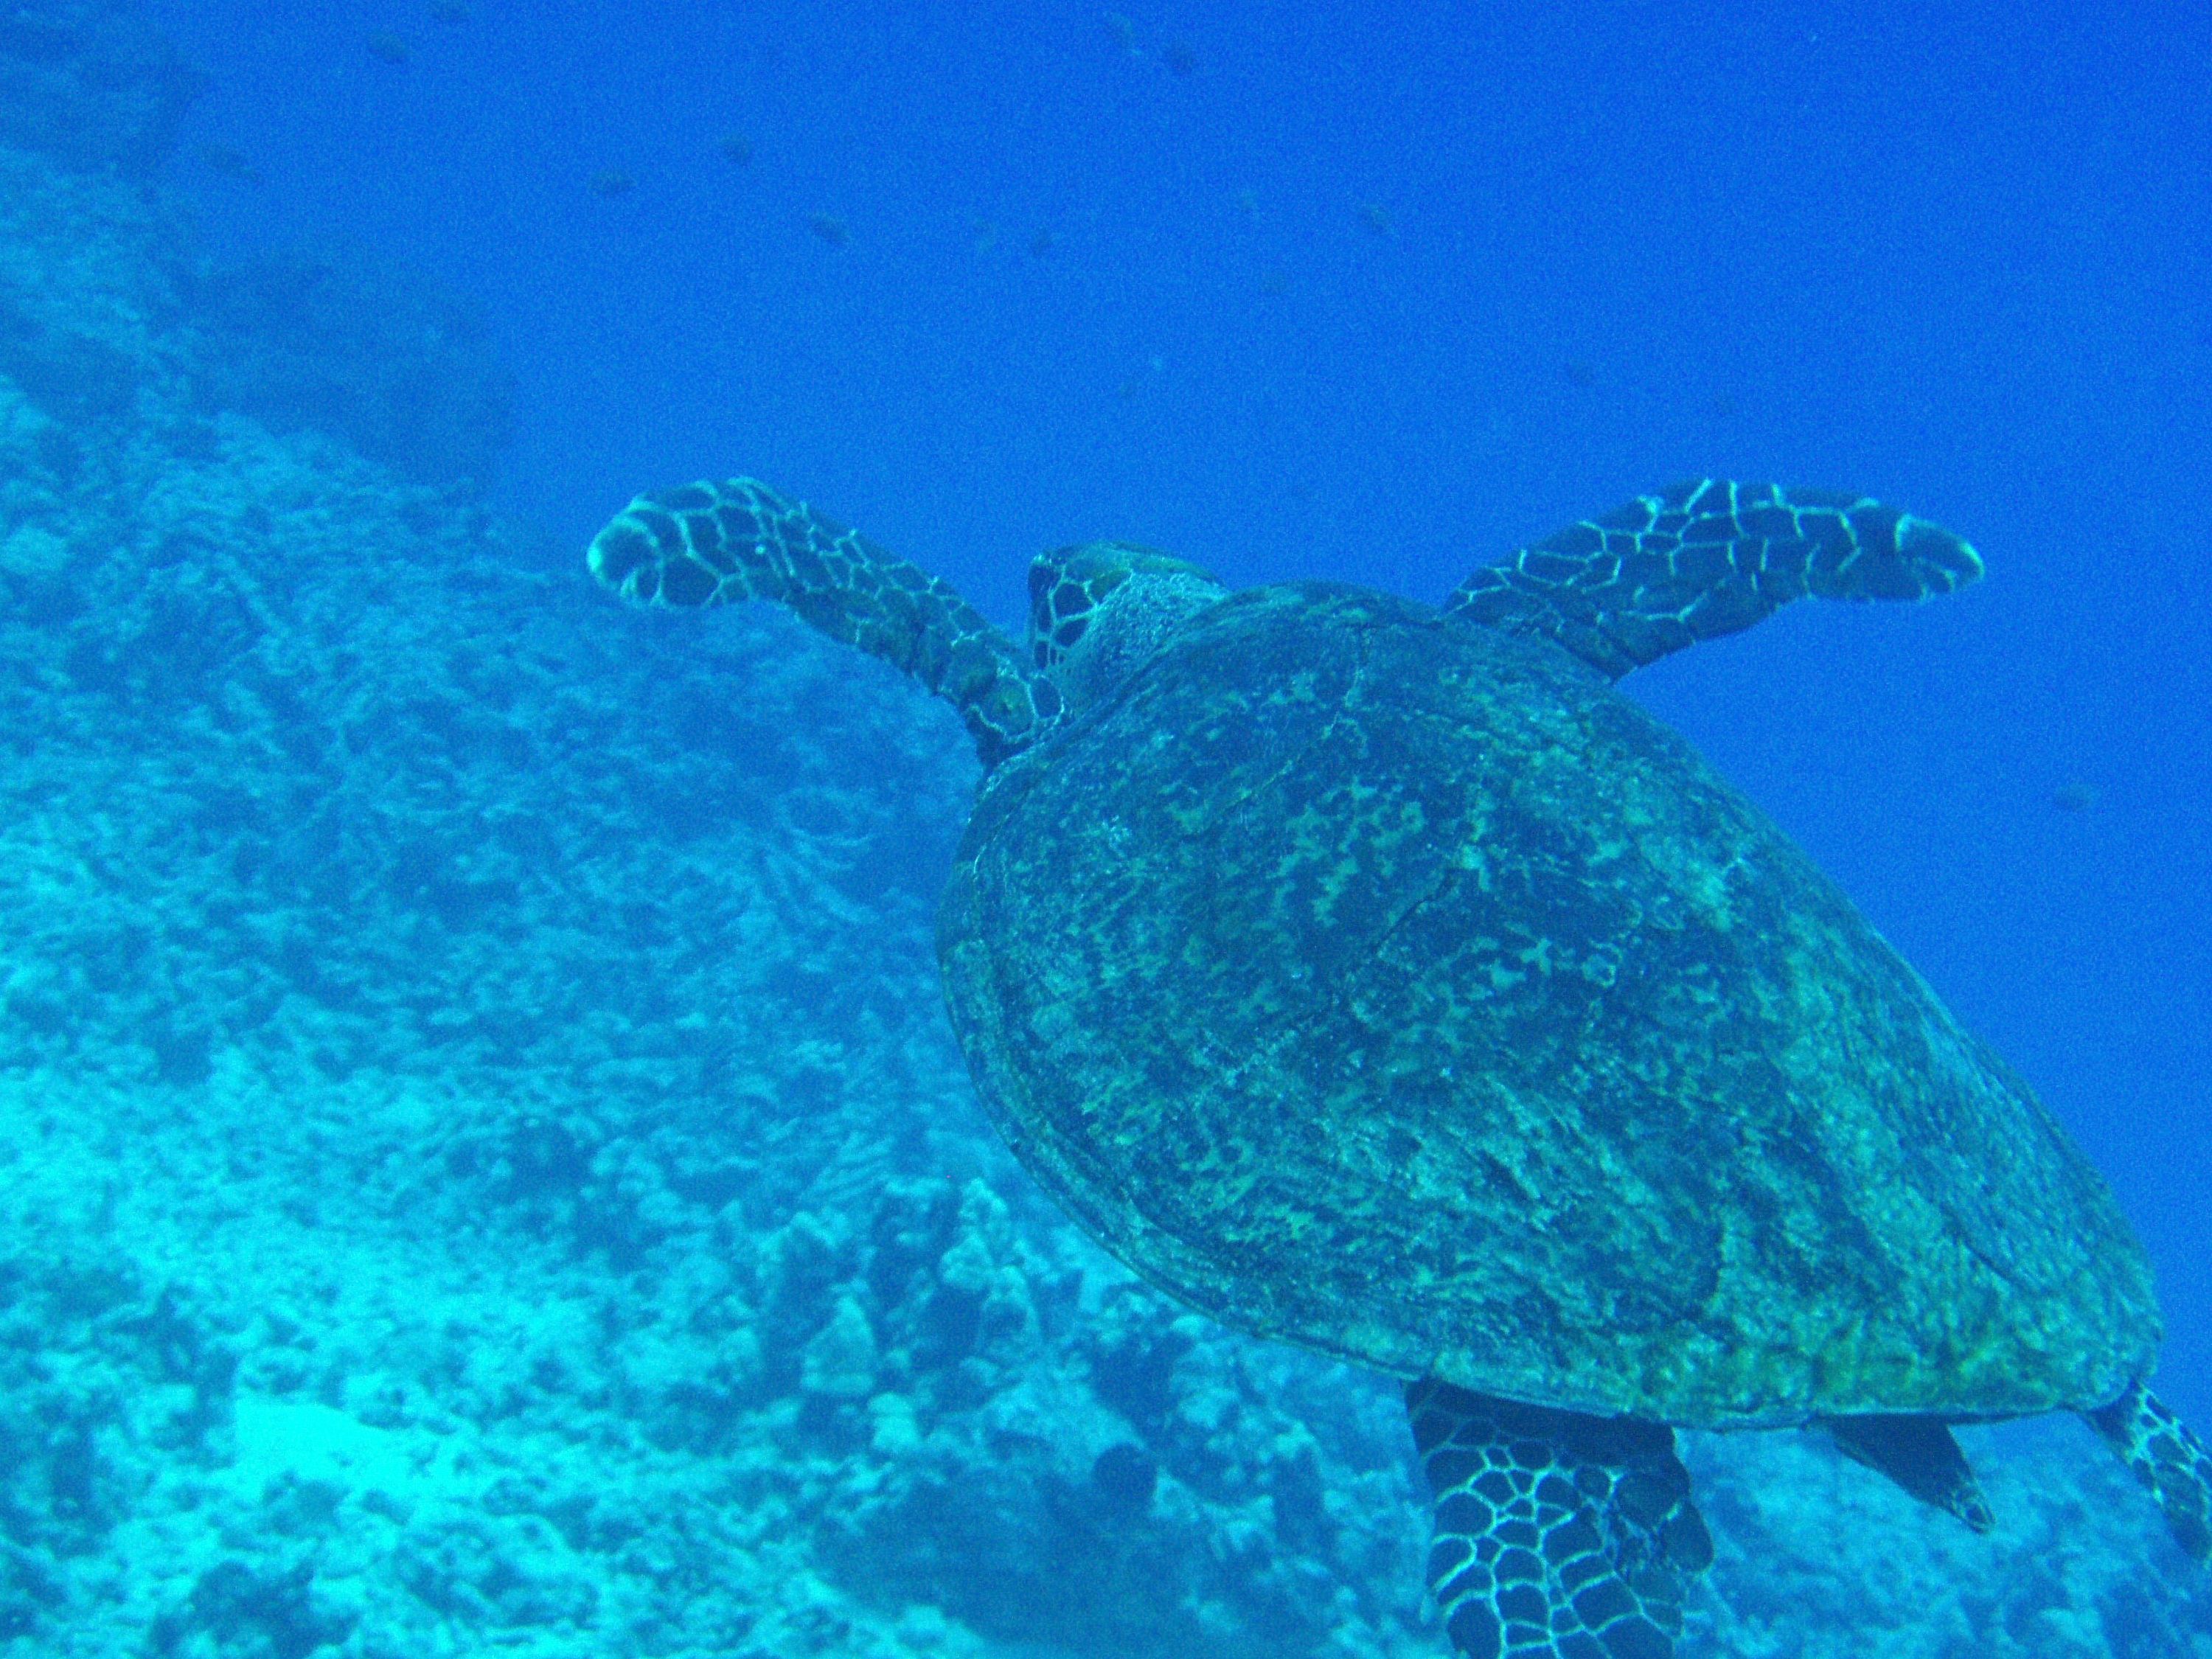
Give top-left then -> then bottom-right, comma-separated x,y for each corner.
939,583 -> 2156,1430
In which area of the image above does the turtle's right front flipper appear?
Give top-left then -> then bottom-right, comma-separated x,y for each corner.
1445,481 -> 1982,680
1408,1380 -> 1712,1659
589,477 -> 1060,766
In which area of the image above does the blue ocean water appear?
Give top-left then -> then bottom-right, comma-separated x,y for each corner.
3,0 -> 2208,1652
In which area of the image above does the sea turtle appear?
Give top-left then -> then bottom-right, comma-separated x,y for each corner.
588,476 -> 2211,1659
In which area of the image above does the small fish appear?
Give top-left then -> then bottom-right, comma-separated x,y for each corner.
1259,269 -> 1289,296
718,133 -> 754,165
1102,12 -> 1138,53
428,0 -> 467,21
367,31 -> 411,65
1162,39 -> 1196,76
973,218 -> 1000,253
1357,201 -> 1393,237
197,142 -> 262,184
590,170 -> 636,198
1561,360 -> 1597,389
810,214 -> 849,247
1029,226 -> 1054,257
2052,781 -> 2097,813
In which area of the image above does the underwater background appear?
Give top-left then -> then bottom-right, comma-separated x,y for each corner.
0,0 -> 2206,1653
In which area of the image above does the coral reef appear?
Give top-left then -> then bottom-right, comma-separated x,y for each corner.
0,142 -> 194,428
0,0 -> 198,178
0,1 -> 512,491
187,243 -> 516,493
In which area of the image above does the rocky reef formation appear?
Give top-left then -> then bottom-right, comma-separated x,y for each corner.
186,242 -> 515,493
0,0 -> 198,178
0,0 -> 511,493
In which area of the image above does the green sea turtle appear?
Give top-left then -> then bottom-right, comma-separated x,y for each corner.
588,476 -> 2211,1659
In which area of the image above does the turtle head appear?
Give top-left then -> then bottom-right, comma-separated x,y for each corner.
1027,542 -> 1228,714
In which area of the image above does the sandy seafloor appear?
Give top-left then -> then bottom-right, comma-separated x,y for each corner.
1,9 -> 2211,1658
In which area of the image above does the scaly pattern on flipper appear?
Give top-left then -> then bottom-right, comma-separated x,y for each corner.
2087,1380 -> 2212,1563
1408,1380 -> 1712,1659
588,477 -> 1060,766
1445,480 -> 1982,679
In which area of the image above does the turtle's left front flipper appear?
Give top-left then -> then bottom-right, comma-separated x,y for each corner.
2087,1380 -> 2212,1563
1408,1380 -> 1713,1659
588,477 -> 1058,765
1445,480 -> 1982,680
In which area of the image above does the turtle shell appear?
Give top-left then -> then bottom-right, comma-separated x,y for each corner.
936,582 -> 2157,1430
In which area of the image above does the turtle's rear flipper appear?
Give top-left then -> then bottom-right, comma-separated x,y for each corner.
1820,1413 -> 1994,1533
1407,1380 -> 1713,1659
2087,1380 -> 2212,1563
